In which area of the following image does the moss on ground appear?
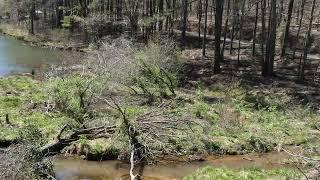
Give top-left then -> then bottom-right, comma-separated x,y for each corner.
184,166 -> 302,180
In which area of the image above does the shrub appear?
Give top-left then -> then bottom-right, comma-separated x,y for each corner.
61,15 -> 83,30
82,15 -> 123,42
89,36 -> 182,103
48,75 -> 102,125
132,37 -> 182,102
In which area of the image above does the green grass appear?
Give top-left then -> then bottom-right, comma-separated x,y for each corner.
175,82 -> 319,155
0,76 -> 69,143
0,75 -> 319,165
184,166 -> 302,180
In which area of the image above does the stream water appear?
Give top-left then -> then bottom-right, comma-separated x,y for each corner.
54,152 -> 290,180
0,35 -> 57,76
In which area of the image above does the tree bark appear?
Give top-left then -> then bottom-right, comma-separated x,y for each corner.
280,0 -> 295,57
252,1 -> 259,56
182,0 -> 188,47
299,0 -> 317,79
213,0 -> 224,74
202,0 -> 208,56
263,0 -> 277,77
221,0 -> 230,57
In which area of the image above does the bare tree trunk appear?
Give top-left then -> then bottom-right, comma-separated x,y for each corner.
280,0 -> 295,57
260,0 -> 267,73
278,0 -> 284,26
299,0 -> 317,79
202,0 -> 208,56
263,0 -> 277,77
292,0 -> 306,60
221,0 -> 230,57
230,2 -> 238,54
171,0 -> 176,35
30,0 -> 36,34
198,0 -> 203,47
237,0 -> 246,65
182,0 -> 188,47
252,1 -> 259,56
213,0 -> 224,74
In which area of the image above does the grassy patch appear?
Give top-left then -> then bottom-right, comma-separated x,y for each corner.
176,82 -> 319,155
1,75 -> 318,159
184,166 -> 302,180
0,76 -> 68,143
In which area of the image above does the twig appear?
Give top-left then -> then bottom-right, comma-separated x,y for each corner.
57,124 -> 71,140
294,164 -> 309,180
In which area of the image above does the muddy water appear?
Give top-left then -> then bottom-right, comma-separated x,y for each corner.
0,35 -> 58,76
54,152 -> 290,180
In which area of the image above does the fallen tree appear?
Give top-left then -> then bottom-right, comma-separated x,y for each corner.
41,125 -> 116,156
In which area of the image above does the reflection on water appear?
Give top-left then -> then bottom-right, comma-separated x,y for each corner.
54,152 -> 290,180
0,36 -> 57,76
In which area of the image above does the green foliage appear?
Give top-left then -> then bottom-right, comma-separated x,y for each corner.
132,38 -> 181,102
104,145 -> 120,159
84,139 -> 121,160
0,76 -> 71,144
19,123 -> 43,144
184,167 -> 302,180
179,82 -> 319,155
82,15 -> 115,42
79,135 -> 89,146
139,14 -> 166,28
48,75 -> 101,125
91,143 -> 104,155
61,15 -> 83,29
192,100 -> 219,121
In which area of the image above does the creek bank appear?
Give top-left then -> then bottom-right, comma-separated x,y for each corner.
0,24 -> 88,52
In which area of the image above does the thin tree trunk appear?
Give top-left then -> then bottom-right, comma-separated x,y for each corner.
229,3 -> 237,54
299,0 -> 317,79
182,0 -> 188,47
213,0 -> 224,74
221,0 -> 230,57
202,0 -> 208,56
280,0 -> 295,57
237,0 -> 246,65
252,1 -> 259,56
292,0 -> 306,60
263,0 -> 277,77
30,0 -> 36,34
198,0 -> 203,47
260,0 -> 267,74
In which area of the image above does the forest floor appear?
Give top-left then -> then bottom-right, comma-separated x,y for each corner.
182,48 -> 320,108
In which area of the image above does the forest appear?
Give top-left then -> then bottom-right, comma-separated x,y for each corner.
0,0 -> 320,179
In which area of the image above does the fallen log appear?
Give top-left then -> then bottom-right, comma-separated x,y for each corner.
40,125 -> 116,156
